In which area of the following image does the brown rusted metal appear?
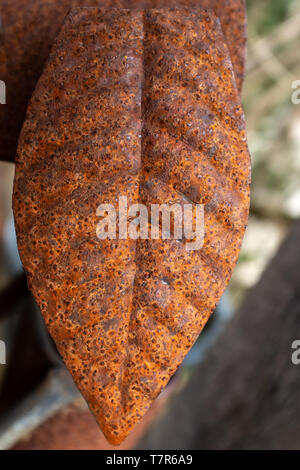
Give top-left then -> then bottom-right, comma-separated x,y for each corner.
0,0 -> 247,163
13,7 -> 251,444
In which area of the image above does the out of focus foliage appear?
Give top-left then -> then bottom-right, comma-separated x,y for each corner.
231,0 -> 300,303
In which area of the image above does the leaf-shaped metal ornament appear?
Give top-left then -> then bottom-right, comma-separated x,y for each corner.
0,0 -> 246,163
13,7 -> 251,444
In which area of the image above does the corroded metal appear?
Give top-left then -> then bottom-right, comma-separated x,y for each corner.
13,7 -> 251,444
0,0 -> 247,162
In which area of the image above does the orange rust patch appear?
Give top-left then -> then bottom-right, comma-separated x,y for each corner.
0,0 -> 247,162
13,7 -> 251,444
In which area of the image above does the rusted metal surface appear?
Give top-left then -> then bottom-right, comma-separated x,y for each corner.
0,0 -> 247,162
13,7 -> 250,444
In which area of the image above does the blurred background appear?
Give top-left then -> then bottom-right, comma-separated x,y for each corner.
0,0 -> 300,450
231,0 -> 300,304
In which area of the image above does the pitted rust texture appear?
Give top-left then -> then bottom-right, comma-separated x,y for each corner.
199,0 -> 247,90
13,8 -> 251,444
0,0 -> 247,162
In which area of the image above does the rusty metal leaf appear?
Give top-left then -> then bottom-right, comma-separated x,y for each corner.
13,7 -> 250,444
0,0 -> 247,163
